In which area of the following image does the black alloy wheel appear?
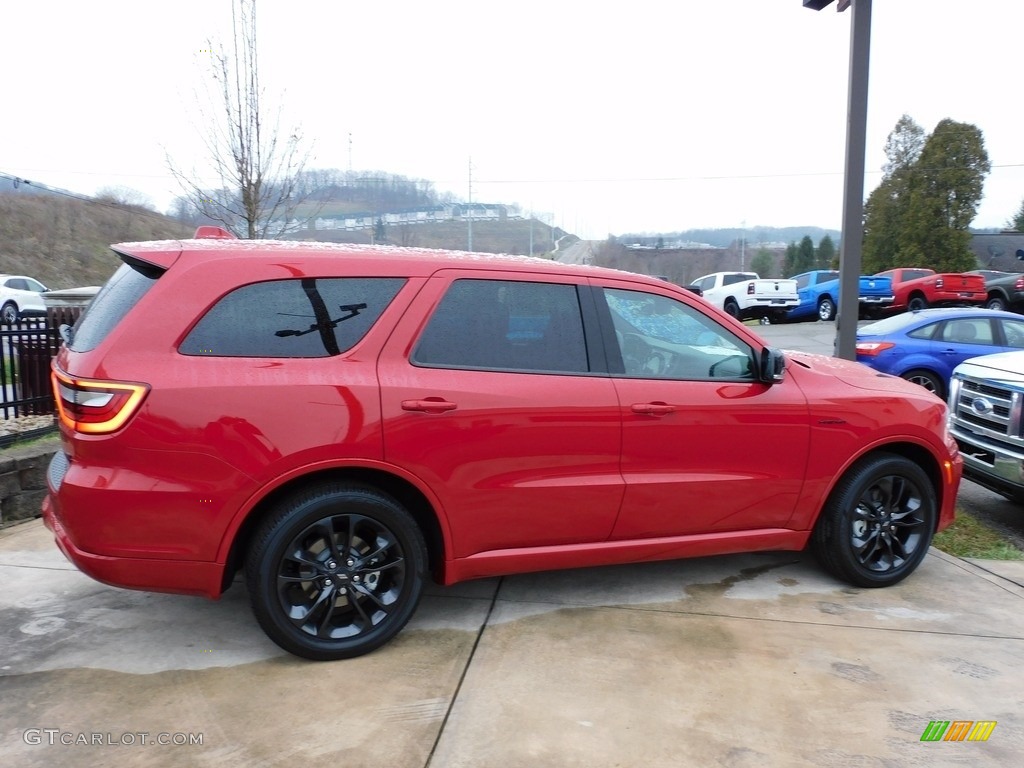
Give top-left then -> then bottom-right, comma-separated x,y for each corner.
247,483 -> 427,660
812,453 -> 936,588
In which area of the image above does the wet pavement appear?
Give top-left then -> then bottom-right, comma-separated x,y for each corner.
3,318 -> 1023,766
2,518 -> 1023,767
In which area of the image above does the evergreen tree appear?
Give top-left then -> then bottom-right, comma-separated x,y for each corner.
751,249 -> 775,278
816,234 -> 836,270
797,236 -> 816,273
863,116 -> 925,274
783,241 -> 800,277
899,119 -> 990,271
1009,198 -> 1024,232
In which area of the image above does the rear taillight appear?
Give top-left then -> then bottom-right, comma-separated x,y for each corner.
855,341 -> 896,357
51,367 -> 149,434
936,277 -> 944,289
1016,277 -> 1024,290
747,283 -> 755,295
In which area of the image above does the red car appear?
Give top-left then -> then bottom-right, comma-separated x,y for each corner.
44,230 -> 961,660
875,267 -> 985,313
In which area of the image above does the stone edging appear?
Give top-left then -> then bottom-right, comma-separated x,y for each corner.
0,436 -> 60,528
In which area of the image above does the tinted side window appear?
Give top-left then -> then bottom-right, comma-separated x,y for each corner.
412,279 -> 589,373
70,262 -> 162,352
180,278 -> 405,358
602,288 -> 755,380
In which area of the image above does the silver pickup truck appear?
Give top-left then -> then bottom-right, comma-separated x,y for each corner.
948,350 -> 1024,503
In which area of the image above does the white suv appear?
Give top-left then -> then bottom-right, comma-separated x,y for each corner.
0,274 -> 49,324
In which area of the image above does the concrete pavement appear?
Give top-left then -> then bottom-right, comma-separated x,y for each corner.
2,516 -> 1023,767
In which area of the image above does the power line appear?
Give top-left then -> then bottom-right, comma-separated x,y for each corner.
0,171 -> 184,225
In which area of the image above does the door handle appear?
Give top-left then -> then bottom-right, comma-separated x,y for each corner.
401,398 -> 457,414
631,402 -> 675,416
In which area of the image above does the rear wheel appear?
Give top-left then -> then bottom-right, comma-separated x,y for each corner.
724,300 -> 740,319
908,295 -> 928,312
812,453 -> 936,587
817,298 -> 836,322
900,368 -> 944,399
246,483 -> 427,660
1,302 -> 17,325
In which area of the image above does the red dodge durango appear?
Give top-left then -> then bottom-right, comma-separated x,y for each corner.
44,229 -> 962,660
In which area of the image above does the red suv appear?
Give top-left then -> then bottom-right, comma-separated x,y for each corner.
44,230 -> 961,660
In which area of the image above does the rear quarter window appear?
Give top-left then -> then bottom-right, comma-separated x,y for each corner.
69,261 -> 162,352
180,277 -> 405,357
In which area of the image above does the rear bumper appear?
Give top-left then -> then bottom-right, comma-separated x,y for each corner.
43,465 -> 225,599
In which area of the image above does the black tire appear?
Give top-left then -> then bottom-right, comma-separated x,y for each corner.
246,482 -> 427,660
817,297 -> 836,322
1,302 -> 18,326
908,295 -> 928,312
724,300 -> 740,319
986,295 -> 1007,311
900,368 -> 944,399
812,453 -> 936,588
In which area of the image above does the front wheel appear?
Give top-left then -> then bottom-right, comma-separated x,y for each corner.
246,483 -> 427,660
812,453 -> 936,588
986,295 -> 1007,311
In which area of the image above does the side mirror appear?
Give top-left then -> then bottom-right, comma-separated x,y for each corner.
760,347 -> 786,383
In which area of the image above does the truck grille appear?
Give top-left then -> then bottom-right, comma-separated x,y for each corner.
951,376 -> 1022,441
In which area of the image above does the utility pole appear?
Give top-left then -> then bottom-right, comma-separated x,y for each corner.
347,133 -> 352,174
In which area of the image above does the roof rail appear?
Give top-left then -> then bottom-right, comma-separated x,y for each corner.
193,226 -> 237,240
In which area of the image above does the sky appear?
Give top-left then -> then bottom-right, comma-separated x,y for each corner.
3,0 -> 1023,240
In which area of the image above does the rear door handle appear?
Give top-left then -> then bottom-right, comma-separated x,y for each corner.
401,398 -> 457,414
631,402 -> 675,416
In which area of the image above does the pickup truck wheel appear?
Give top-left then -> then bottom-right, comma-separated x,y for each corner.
812,453 -> 935,588
724,300 -> 740,318
1,302 -> 18,326
986,295 -> 1007,311
908,295 -> 928,312
900,369 -> 944,399
246,483 -> 427,660
817,298 -> 836,322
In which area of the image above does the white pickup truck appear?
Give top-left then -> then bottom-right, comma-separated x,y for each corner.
691,271 -> 799,323
948,350 -> 1024,504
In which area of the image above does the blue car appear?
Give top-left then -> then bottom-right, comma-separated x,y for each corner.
855,307 -> 1024,399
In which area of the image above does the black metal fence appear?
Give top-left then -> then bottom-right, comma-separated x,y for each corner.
1,308 -> 82,420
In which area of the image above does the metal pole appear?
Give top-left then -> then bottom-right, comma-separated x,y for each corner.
834,0 -> 871,360
467,157 -> 473,251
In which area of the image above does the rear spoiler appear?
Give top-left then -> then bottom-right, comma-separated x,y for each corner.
193,226 -> 236,240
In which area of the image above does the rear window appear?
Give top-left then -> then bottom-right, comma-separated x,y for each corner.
69,261 -> 162,352
722,273 -> 758,286
180,277 -> 405,357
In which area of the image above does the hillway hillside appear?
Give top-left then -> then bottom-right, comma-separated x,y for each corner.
0,193 -> 191,289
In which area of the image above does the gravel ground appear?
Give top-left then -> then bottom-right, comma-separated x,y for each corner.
0,414 -> 57,437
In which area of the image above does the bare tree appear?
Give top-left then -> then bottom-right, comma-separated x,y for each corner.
168,0 -> 316,238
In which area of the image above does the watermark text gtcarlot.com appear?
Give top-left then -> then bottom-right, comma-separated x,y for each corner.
23,729 -> 203,747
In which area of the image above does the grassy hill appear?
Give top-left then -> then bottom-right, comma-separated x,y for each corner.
291,217 -> 562,257
0,193 -> 192,289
